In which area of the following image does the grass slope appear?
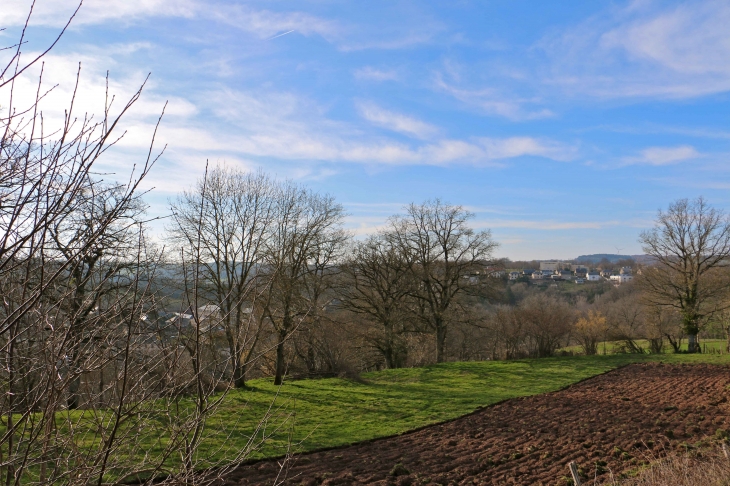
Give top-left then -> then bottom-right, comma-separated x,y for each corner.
10,353 -> 728,481
200,353 -> 730,462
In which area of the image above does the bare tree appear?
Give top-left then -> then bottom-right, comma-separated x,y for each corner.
518,294 -> 574,358
603,287 -> 649,354
259,183 -> 347,385
44,180 -> 150,409
338,232 -> 412,368
480,305 -> 525,360
390,199 -> 498,363
0,6 -> 282,485
169,167 -> 275,388
292,222 -> 348,377
639,197 -> 730,352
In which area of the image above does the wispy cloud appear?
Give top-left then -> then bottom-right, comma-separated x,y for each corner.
357,101 -> 438,139
208,5 -> 339,41
0,0 -> 197,27
624,145 -> 701,166
339,33 -> 434,52
1,0 -> 339,44
477,137 -> 575,161
353,66 -> 400,82
478,219 -> 619,230
541,0 -> 730,99
193,87 -> 576,167
434,73 -> 554,121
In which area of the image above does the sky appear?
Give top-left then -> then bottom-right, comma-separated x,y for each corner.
2,0 -> 730,260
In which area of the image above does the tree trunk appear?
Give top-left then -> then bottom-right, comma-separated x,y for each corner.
68,374 -> 81,409
68,345 -> 82,409
274,333 -> 286,385
725,326 -> 730,353
435,322 -> 447,363
233,360 -> 247,389
687,332 -> 699,353
383,320 -> 395,369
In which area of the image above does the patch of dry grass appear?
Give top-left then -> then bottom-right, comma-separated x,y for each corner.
604,444 -> 730,485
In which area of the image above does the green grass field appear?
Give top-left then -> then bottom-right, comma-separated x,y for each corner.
8,352 -> 730,480
192,352 -> 730,462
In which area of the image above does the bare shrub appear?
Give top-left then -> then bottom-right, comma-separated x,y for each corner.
518,294 -> 574,358
575,310 -> 607,355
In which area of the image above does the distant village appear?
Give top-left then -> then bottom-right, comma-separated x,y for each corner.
507,260 -> 636,285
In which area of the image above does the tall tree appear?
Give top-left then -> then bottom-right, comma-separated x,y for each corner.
169,168 -> 275,388
49,180 -> 148,409
390,199 -> 498,363
338,232 -> 412,368
0,4 -> 268,483
260,183 -> 346,385
639,197 -> 730,352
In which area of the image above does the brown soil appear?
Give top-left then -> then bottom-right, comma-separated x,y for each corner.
221,363 -> 730,485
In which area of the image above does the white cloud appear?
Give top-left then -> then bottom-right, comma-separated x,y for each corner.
434,73 -> 554,121
1,47 -> 191,135
200,87 -> 576,166
542,0 -> 730,98
2,1 -> 426,52
600,1 -> 730,77
1,0 -> 338,45
478,137 -> 575,162
353,67 -> 400,82
208,5 -> 339,41
479,219 -> 618,230
0,0 -> 197,28
339,33 -> 434,52
625,145 -> 701,166
357,101 -> 438,139
2,41 -> 578,209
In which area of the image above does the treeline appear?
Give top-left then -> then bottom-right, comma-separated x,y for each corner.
162,167 -> 499,385
153,167 -> 729,388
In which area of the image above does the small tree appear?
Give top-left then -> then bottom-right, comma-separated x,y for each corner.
639,197 -> 730,352
604,288 -> 648,354
574,310 -> 607,356
518,294 -> 573,358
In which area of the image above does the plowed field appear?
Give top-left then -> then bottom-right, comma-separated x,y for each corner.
222,363 -> 730,485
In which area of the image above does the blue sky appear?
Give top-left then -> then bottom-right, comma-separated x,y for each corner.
3,0 -> 730,259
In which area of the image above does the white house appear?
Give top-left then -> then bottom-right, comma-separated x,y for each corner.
586,271 -> 601,281
509,271 -> 521,280
531,271 -> 544,280
610,274 -> 634,284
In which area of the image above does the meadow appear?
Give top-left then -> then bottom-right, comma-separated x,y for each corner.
192,351 -> 730,462
9,351 -> 729,482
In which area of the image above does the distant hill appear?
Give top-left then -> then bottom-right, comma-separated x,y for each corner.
575,254 -> 635,264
